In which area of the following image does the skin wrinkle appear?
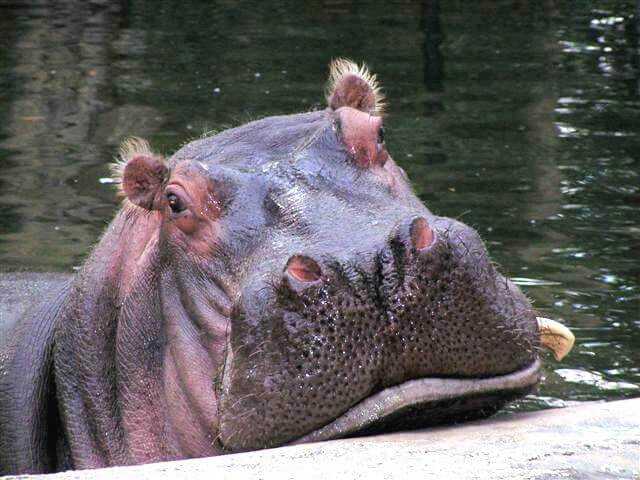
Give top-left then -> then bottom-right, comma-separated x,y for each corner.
56,245 -> 124,468
160,269 -> 222,453
176,265 -> 231,339
164,337 -> 215,456
116,262 -> 170,464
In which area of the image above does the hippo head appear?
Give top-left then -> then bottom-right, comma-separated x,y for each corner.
29,60 -> 573,470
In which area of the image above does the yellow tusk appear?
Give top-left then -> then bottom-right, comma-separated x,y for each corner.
537,317 -> 575,361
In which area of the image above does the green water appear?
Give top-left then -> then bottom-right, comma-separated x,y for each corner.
0,0 -> 638,410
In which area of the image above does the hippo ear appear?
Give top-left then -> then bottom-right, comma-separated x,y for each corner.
112,137 -> 168,210
326,58 -> 385,115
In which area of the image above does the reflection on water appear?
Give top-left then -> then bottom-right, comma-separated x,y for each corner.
0,0 -> 638,409
555,368 -> 639,391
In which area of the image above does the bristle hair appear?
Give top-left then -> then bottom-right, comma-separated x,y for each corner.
326,58 -> 385,114
109,137 -> 157,195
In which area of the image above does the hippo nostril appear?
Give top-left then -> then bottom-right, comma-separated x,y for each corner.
285,255 -> 322,283
410,217 -> 434,250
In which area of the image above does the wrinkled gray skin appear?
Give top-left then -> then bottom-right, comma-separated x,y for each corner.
0,65 -> 540,475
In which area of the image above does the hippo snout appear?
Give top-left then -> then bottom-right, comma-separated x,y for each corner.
218,215 -> 540,451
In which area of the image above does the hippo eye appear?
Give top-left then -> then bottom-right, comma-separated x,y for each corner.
167,193 -> 185,214
377,126 -> 385,145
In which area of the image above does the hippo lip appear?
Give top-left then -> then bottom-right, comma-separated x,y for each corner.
289,359 -> 542,445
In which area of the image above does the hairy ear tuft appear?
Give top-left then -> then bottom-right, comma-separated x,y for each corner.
326,58 -> 385,115
111,137 -> 168,210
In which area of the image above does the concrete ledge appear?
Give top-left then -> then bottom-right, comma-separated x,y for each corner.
6,398 -> 639,479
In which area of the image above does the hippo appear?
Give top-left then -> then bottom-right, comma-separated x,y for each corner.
0,59 -> 574,474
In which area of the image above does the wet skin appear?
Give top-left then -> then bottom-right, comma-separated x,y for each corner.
0,60 -> 561,474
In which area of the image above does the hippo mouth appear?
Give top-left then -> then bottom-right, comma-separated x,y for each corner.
289,359 -> 542,444
289,317 -> 572,444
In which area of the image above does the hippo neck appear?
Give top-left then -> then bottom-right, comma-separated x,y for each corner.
54,207 -> 180,468
55,207 -> 230,467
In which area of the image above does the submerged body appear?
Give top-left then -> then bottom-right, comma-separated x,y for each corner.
0,60 -> 574,474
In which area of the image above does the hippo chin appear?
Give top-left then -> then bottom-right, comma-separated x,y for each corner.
0,59 -> 574,474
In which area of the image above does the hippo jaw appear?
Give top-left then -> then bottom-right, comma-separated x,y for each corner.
291,315 -> 574,444
290,359 -> 542,445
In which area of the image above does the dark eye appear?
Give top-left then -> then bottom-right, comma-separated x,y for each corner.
167,193 -> 185,214
377,126 -> 385,145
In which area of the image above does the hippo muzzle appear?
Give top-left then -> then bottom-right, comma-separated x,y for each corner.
217,216 -> 545,450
